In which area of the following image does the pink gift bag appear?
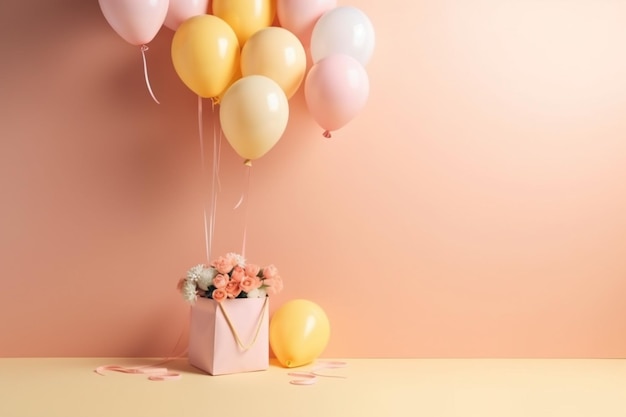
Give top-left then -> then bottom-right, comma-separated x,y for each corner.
188,297 -> 269,376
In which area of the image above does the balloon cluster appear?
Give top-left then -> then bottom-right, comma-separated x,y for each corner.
98,0 -> 375,164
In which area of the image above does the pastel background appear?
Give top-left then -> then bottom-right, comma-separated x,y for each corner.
1,0 -> 625,358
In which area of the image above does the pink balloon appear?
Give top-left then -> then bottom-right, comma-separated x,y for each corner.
98,0 -> 169,45
276,0 -> 336,49
164,0 -> 210,31
304,54 -> 369,137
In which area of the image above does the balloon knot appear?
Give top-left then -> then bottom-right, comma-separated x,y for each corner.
141,44 -> 149,52
323,130 -> 332,138
244,159 -> 252,166
211,96 -> 221,106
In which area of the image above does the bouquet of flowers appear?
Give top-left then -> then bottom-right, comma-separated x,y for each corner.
178,252 -> 283,303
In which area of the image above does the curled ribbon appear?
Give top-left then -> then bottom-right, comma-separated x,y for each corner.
95,364 -> 182,381
288,361 -> 348,385
95,312 -> 188,381
140,45 -> 160,104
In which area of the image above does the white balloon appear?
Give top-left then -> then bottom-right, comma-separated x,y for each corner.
310,6 -> 375,66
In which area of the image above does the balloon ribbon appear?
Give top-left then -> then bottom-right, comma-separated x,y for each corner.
140,45 -> 159,104
94,314 -> 189,381
197,96 -> 211,263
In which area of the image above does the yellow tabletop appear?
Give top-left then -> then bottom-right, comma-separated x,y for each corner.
1,358 -> 625,417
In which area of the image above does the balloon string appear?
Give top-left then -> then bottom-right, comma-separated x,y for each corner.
241,165 -> 252,258
208,101 -> 222,261
208,99 -> 216,262
214,102 -> 223,193
197,96 -> 211,264
140,45 -> 160,104
233,193 -> 244,210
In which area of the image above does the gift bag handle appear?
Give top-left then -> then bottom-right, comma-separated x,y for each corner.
218,297 -> 268,351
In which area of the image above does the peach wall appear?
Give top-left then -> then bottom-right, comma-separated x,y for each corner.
1,0 -> 626,358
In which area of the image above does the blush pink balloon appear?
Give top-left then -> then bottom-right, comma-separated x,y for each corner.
276,0 -> 336,49
99,0 -> 169,45
164,0 -> 210,31
304,53 -> 369,137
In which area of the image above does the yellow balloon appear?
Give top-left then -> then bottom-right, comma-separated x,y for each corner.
212,0 -> 276,46
241,27 -> 306,99
269,299 -> 330,368
171,14 -> 239,99
220,75 -> 289,163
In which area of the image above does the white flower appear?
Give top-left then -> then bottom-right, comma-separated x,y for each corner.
196,267 -> 217,291
186,264 -> 205,281
246,287 -> 267,299
226,252 -> 246,268
182,280 -> 197,303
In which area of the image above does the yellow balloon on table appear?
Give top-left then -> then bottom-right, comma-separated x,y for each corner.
241,26 -> 306,99
212,0 -> 276,45
269,299 -> 330,368
171,14 -> 239,99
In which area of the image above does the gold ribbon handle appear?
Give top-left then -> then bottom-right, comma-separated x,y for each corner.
218,298 -> 268,351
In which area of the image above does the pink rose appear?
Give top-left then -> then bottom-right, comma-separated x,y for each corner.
230,266 -> 245,282
212,274 -> 228,289
240,276 -> 262,293
212,288 -> 227,303
263,275 -> 284,295
225,280 -> 242,298
211,256 -> 234,274
245,263 -> 260,278
262,264 -> 278,279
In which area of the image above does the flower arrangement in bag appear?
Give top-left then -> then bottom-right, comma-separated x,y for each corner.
178,252 -> 283,303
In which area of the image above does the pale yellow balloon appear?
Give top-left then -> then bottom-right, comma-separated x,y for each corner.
171,14 -> 240,99
212,0 -> 276,46
219,75 -> 289,163
269,299 -> 331,368
241,27 -> 306,99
